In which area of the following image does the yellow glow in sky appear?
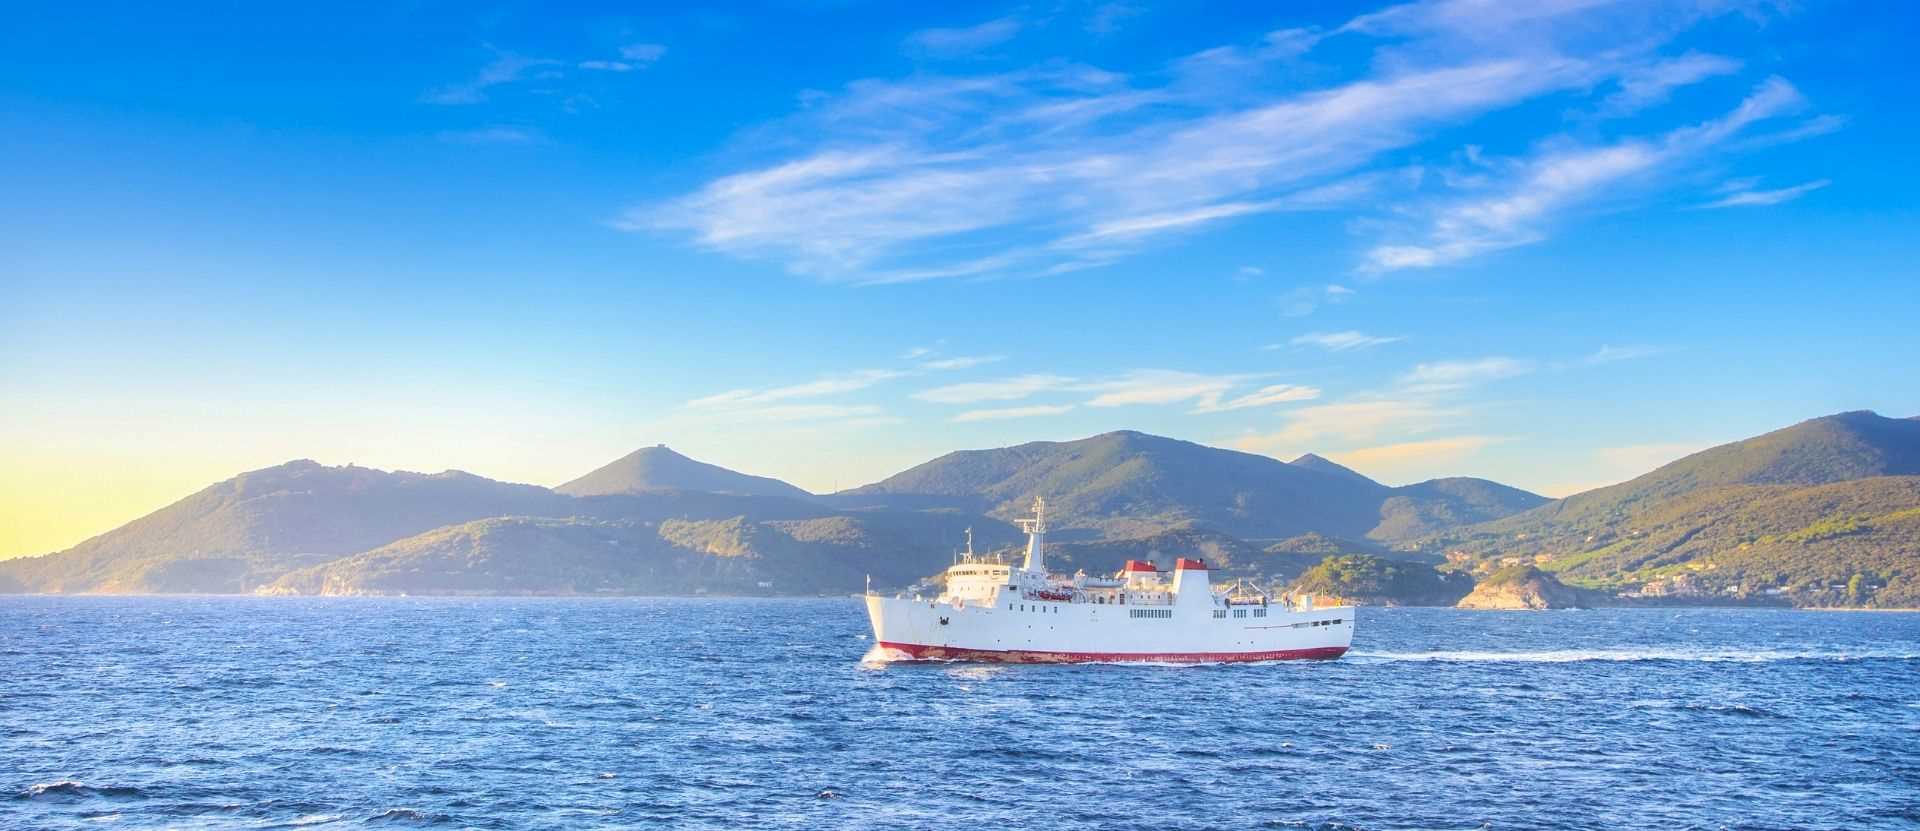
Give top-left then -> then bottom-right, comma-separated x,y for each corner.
0,453 -> 241,559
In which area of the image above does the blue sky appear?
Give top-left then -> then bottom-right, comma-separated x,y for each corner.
3,0 -> 1918,556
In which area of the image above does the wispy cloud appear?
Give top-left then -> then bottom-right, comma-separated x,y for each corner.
628,0 -> 1810,282
906,17 -> 1023,56
423,52 -> 558,105
1597,52 -> 1741,117
1288,331 -> 1404,351
1399,357 -> 1532,392
630,8 -> 1664,282
1087,3 -> 1145,35
913,374 -> 1073,404
1736,114 -> 1847,150
1365,77 -> 1810,271
1583,344 -> 1664,365
921,355 -> 1003,371
1330,435 -> 1500,478
953,404 -> 1075,422
435,126 -> 543,145
1062,178 -> 1380,249
577,44 -> 667,73
689,369 -> 904,408
1078,371 -> 1321,413
725,403 -> 885,422
1080,370 -> 1256,410
917,369 -> 1317,414
1339,0 -> 1747,48
1190,384 -> 1321,414
581,44 -> 667,73
1174,27 -> 1321,81
620,43 -> 667,63
1280,284 -> 1356,317
1233,399 -> 1461,451
1699,178 -> 1830,209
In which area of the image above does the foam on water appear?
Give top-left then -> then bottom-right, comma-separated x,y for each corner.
1348,647 -> 1920,663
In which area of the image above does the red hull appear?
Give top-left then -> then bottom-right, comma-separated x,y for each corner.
875,641 -> 1349,664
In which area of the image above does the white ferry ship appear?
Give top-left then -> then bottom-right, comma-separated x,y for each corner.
863,498 -> 1353,663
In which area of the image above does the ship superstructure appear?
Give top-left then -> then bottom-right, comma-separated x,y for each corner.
863,498 -> 1353,663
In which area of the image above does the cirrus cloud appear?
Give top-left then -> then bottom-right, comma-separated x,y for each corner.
1288,331 -> 1404,351
953,404 -> 1075,422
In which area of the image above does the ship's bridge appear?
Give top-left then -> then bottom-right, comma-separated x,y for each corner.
939,525 -> 1016,604
943,560 -> 1011,603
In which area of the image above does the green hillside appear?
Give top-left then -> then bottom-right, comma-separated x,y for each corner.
1287,554 -> 1473,607
1374,477 -> 1549,540
843,430 -> 1542,542
266,511 -> 1021,596
1427,412 -> 1920,608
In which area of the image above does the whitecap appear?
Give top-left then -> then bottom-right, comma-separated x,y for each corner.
1348,648 -> 1920,663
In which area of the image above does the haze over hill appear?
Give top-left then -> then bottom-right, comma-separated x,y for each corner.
3,414 -> 1915,606
556,445 -> 814,500
0,461 -> 573,593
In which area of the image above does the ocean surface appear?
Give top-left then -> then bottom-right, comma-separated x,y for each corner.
3,598 -> 1917,830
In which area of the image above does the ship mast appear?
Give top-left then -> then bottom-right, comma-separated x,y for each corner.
1017,496 -> 1048,574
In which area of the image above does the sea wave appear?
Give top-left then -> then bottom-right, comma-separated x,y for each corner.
7,598 -> 1917,830
1347,648 -> 1920,663
365,807 -> 455,824
16,781 -> 147,800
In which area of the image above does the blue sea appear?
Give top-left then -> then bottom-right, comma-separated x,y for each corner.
4,598 -> 1917,830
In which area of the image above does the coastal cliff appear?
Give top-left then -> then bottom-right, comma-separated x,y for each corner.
1456,565 -> 1594,610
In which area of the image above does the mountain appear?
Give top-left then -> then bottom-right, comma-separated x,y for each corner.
842,430 -> 1544,542
266,511 -> 1023,597
0,460 -> 574,593
1374,477 -> 1550,540
556,445 -> 813,500
1288,453 -> 1378,485
0,453 -> 1013,596
1431,411 -> 1920,607
1502,411 -> 1920,530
